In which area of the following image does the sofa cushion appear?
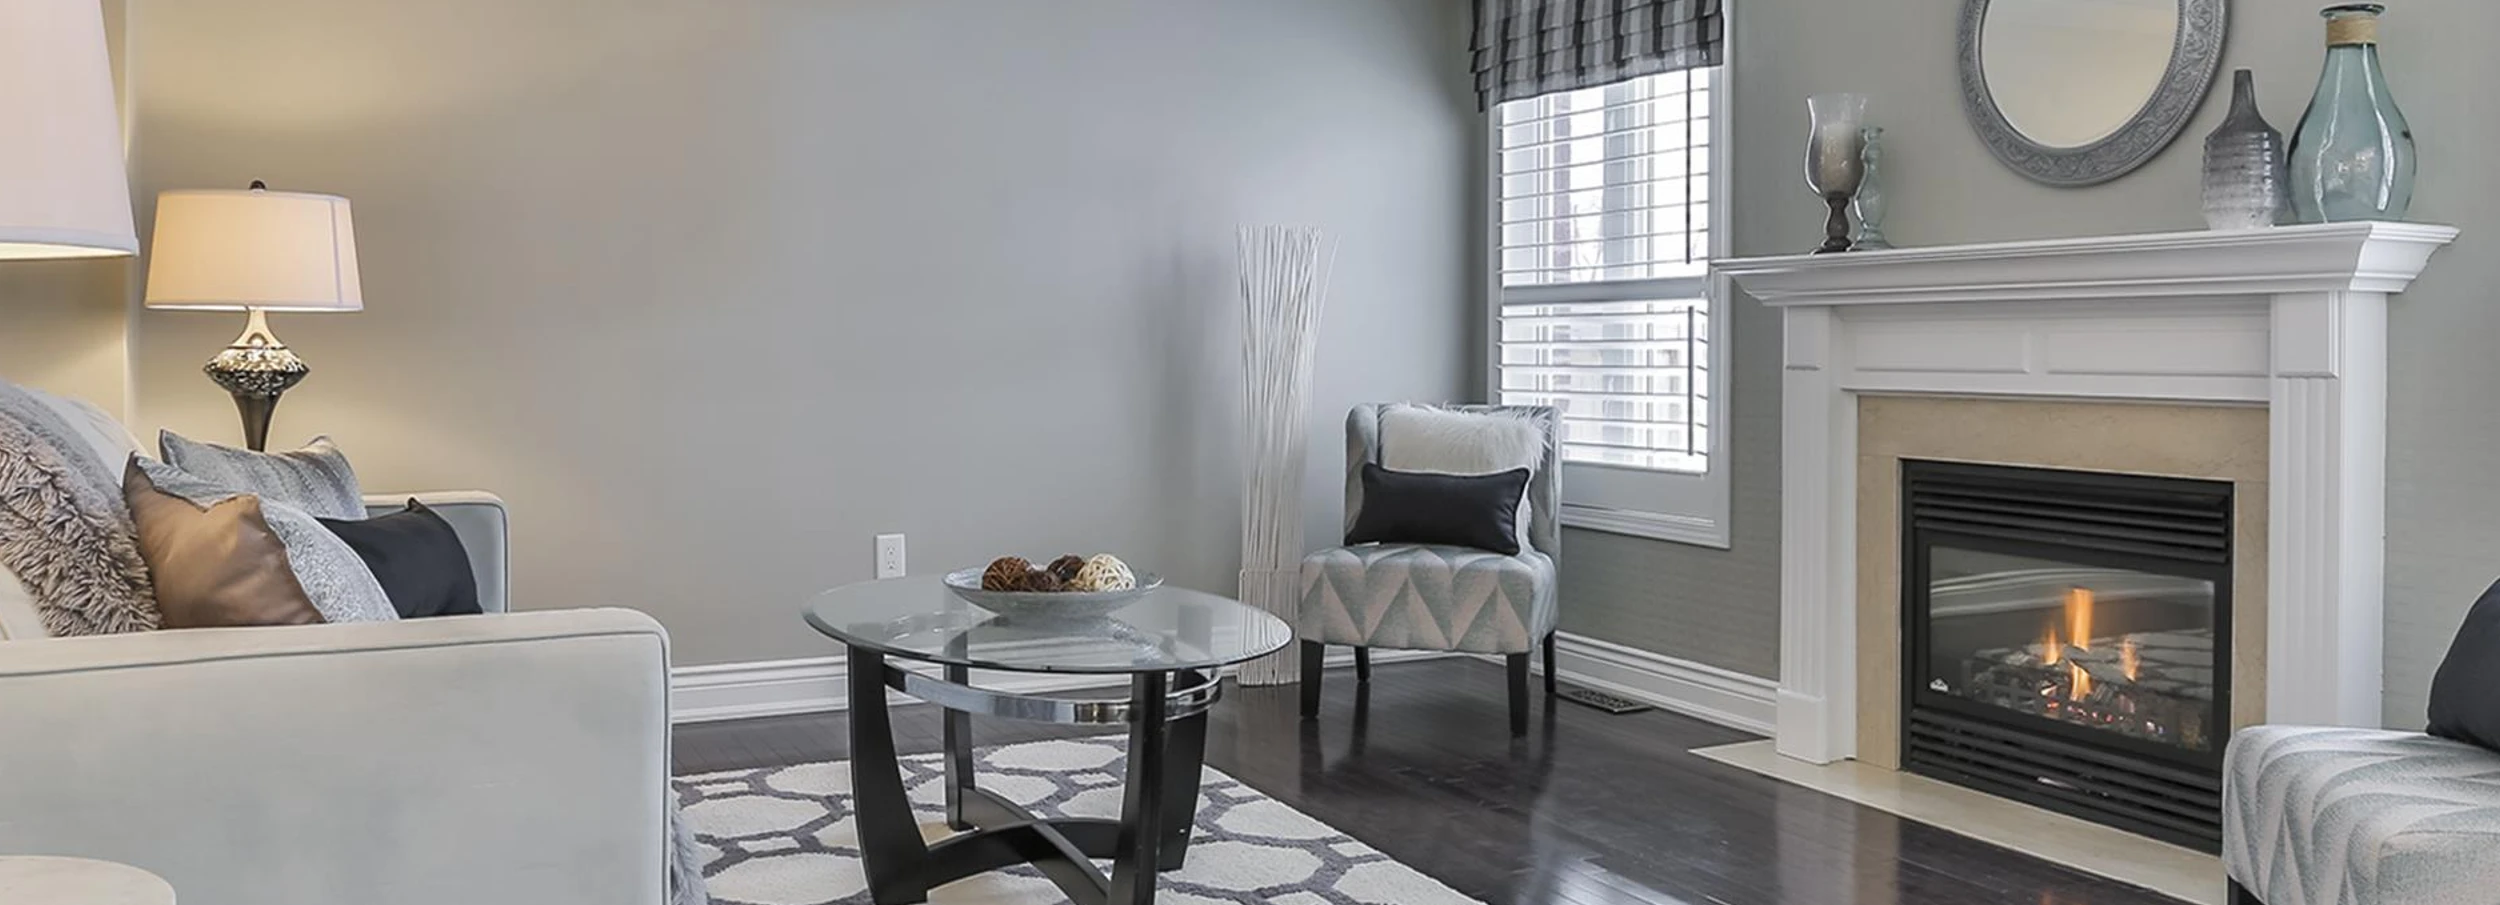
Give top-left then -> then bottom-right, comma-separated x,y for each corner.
0,382 -> 157,636
2427,577 -> 2500,752
134,458 -> 396,625
1298,543 -> 1556,655
160,431 -> 365,521
20,387 -> 141,475
0,570 -> 45,640
2225,725 -> 2500,905
126,461 -> 324,628
321,501 -> 480,619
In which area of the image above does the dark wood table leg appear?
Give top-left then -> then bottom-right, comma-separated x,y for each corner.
1108,671 -> 1169,905
1158,669 -> 1210,870
943,662 -> 973,831
846,647 -> 929,905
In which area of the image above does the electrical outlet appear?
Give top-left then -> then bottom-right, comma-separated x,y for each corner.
875,534 -> 906,579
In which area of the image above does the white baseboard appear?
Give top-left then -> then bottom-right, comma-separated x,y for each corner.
1541,632 -> 1777,736
671,647 -> 1447,725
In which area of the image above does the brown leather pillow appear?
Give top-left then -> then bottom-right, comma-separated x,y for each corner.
123,459 -> 323,628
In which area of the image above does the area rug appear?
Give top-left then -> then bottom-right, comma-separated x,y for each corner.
675,736 -> 1483,905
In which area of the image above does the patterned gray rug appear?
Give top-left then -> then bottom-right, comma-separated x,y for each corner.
675,736 -> 1483,905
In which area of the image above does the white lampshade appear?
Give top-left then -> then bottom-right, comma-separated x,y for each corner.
0,0 -> 138,259
144,188 -> 362,312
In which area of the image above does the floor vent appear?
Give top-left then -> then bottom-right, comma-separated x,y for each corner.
1556,685 -> 1653,715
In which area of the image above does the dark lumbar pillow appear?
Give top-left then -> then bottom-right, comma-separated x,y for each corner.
319,500 -> 481,619
2429,578 -> 2500,750
1345,463 -> 1530,556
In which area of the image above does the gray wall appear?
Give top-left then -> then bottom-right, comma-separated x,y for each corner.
123,0 -> 1477,667
1558,0 -> 2499,726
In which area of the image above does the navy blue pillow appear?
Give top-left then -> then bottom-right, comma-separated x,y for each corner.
2427,577 -> 2500,751
1345,463 -> 1529,556
318,500 -> 481,619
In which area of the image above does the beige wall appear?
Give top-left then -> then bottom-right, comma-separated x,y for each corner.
1567,0 -> 2498,726
123,0 -> 1478,666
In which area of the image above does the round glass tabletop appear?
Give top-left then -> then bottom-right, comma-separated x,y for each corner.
804,575 -> 1292,674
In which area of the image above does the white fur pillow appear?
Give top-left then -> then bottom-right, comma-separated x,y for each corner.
1378,406 -> 1543,554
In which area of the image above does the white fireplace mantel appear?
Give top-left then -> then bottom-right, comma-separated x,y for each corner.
1718,221 -> 2459,765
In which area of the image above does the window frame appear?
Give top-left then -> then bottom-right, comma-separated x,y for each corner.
1481,63 -> 1734,550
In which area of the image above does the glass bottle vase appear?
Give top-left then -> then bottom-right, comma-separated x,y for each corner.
1853,127 -> 1893,250
2288,3 -> 2415,223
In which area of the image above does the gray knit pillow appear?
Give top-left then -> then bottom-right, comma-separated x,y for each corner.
159,431 -> 366,521
133,458 -> 397,624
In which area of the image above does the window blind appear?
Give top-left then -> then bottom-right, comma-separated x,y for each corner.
1494,70 -> 1713,475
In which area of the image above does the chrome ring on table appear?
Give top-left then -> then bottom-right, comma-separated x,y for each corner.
882,665 -> 1223,725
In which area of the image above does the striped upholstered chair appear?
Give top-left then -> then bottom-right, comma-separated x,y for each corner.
1295,403 -> 1560,736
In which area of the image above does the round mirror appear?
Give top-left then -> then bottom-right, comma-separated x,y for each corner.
1958,0 -> 2226,186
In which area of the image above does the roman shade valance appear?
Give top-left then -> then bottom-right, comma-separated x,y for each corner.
1470,0 -> 1724,109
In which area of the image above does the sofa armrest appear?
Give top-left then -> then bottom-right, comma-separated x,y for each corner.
366,490 -> 508,613
0,609 -> 668,905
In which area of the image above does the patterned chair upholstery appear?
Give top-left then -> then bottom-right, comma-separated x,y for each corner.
1296,403 -> 1560,736
2224,725 -> 2500,905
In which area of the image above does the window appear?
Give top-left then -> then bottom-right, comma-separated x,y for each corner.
1492,67 -> 1729,547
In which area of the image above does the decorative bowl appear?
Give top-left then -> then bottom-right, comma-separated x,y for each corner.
942,567 -> 1163,620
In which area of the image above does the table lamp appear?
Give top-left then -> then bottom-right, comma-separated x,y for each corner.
143,182 -> 362,450
0,0 -> 139,260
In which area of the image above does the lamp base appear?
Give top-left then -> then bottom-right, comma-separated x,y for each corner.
203,308 -> 308,452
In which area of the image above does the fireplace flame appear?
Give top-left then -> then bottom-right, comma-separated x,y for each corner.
2069,661 -> 2093,700
2040,623 -> 2063,665
2121,637 -> 2141,681
2066,587 -> 2095,651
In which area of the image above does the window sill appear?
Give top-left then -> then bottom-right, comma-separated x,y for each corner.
1560,502 -> 1731,550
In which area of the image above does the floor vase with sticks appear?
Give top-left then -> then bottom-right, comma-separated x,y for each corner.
1236,226 -> 1333,686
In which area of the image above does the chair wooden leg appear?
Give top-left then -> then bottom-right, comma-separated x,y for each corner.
1353,646 -> 1371,682
1542,632 -> 1558,696
1507,652 -> 1529,737
1298,641 -> 1322,719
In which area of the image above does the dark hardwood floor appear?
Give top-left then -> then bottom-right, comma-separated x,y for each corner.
675,657 -> 2177,905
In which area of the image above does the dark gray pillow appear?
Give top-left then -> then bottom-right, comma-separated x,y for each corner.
1346,463 -> 1529,556
159,430 -> 365,520
2428,578 -> 2500,751
320,501 -> 480,619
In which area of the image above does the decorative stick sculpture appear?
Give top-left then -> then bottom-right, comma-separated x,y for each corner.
1236,226 -> 1333,686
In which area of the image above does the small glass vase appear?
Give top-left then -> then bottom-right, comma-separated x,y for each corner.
1804,93 -> 1868,254
1853,126 -> 1892,250
2289,3 -> 2415,223
2202,69 -> 2288,230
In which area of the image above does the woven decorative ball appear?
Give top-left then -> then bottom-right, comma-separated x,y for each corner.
1045,554 -> 1087,584
1070,553 -> 1136,592
981,557 -> 1033,592
1025,570 -> 1065,592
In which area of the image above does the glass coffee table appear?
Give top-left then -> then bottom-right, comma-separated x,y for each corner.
804,575 -> 1291,905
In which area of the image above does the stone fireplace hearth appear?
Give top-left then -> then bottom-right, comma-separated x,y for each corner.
1718,221 -> 2456,780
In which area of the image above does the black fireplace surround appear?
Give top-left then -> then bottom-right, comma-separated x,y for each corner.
1900,459 -> 2232,852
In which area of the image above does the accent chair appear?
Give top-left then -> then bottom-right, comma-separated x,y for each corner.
1296,403 -> 1560,736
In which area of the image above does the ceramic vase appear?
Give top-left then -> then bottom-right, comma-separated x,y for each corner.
2201,70 -> 2287,231
2289,3 -> 2415,223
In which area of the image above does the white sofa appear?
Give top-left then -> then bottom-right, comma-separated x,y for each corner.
0,402 -> 672,905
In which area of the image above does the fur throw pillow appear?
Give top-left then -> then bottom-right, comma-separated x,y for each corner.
0,381 -> 156,635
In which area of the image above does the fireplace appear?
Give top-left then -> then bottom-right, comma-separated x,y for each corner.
1901,459 -> 2231,852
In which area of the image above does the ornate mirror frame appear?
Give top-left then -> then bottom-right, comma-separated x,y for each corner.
1957,0 -> 2228,187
